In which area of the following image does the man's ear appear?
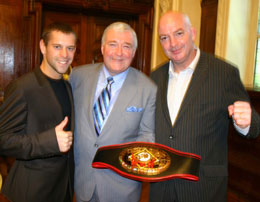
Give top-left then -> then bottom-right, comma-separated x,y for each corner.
132,48 -> 136,58
39,39 -> 46,55
101,45 -> 104,55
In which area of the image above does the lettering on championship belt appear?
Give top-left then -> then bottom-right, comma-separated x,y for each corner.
92,142 -> 201,182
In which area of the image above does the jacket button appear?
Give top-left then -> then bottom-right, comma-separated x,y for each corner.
169,135 -> 173,139
94,144 -> 99,147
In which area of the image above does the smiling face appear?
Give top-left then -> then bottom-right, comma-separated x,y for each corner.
40,30 -> 76,79
101,29 -> 136,76
158,12 -> 196,72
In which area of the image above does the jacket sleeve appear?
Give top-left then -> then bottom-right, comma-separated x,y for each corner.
0,81 -> 60,160
247,108 -> 260,139
136,81 -> 157,143
224,64 -> 260,139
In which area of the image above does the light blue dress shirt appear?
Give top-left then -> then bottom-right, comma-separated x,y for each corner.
94,65 -> 129,131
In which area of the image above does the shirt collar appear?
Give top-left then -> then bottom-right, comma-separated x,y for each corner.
169,48 -> 200,77
102,64 -> 129,85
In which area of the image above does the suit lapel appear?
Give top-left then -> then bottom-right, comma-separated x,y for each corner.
100,67 -> 137,135
174,52 -> 208,127
160,63 -> 172,125
159,63 -> 172,126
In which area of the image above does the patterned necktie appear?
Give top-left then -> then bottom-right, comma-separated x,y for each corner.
93,77 -> 114,135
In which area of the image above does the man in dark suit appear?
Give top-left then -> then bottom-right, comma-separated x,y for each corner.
0,22 -> 76,202
70,22 -> 156,202
149,11 -> 260,202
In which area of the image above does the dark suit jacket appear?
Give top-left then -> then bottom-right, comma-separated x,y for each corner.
149,51 -> 260,202
0,67 -> 74,202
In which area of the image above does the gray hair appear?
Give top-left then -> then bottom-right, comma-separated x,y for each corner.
101,22 -> 138,50
183,14 -> 192,29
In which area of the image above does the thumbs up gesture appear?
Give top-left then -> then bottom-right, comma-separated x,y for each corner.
55,116 -> 73,152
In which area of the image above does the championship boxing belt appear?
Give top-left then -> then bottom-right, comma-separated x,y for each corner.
92,142 -> 201,182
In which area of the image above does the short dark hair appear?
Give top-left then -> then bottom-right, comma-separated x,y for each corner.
41,22 -> 77,45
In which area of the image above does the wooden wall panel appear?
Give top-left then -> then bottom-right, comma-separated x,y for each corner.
0,0 -> 41,104
22,2 -> 42,75
199,0 -> 218,54
136,12 -> 153,75
0,0 -> 23,103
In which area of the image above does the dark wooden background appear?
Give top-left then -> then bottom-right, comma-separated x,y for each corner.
0,0 -> 154,104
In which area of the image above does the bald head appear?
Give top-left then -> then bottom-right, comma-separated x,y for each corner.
159,11 -> 192,34
158,11 -> 196,72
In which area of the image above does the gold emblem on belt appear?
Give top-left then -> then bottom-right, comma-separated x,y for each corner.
119,146 -> 171,175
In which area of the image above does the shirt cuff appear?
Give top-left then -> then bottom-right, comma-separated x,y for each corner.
233,120 -> 250,136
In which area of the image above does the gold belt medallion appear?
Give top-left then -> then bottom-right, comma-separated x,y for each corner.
119,146 -> 171,175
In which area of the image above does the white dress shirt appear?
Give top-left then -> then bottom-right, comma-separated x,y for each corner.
167,49 -> 200,125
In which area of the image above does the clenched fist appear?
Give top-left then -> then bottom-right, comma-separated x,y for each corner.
55,116 -> 73,152
228,101 -> 251,129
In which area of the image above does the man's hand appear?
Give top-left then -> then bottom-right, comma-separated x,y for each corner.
228,101 -> 251,129
55,116 -> 73,152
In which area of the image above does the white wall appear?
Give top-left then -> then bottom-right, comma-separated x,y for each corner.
215,0 -> 259,86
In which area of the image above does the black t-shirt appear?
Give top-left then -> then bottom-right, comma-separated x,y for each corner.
46,76 -> 71,131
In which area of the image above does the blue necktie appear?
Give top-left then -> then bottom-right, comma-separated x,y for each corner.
93,77 -> 114,135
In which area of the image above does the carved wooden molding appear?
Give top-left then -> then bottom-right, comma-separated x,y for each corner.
159,0 -> 172,13
40,0 -> 153,14
82,0 -> 109,10
23,0 -> 35,15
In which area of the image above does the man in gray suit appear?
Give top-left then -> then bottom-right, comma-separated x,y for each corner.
70,22 -> 157,202
149,11 -> 260,202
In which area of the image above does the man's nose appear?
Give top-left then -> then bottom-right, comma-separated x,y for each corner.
169,36 -> 177,47
60,48 -> 68,57
115,46 -> 123,56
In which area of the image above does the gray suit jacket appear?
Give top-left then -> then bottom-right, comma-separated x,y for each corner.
149,52 -> 260,202
70,63 -> 157,202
